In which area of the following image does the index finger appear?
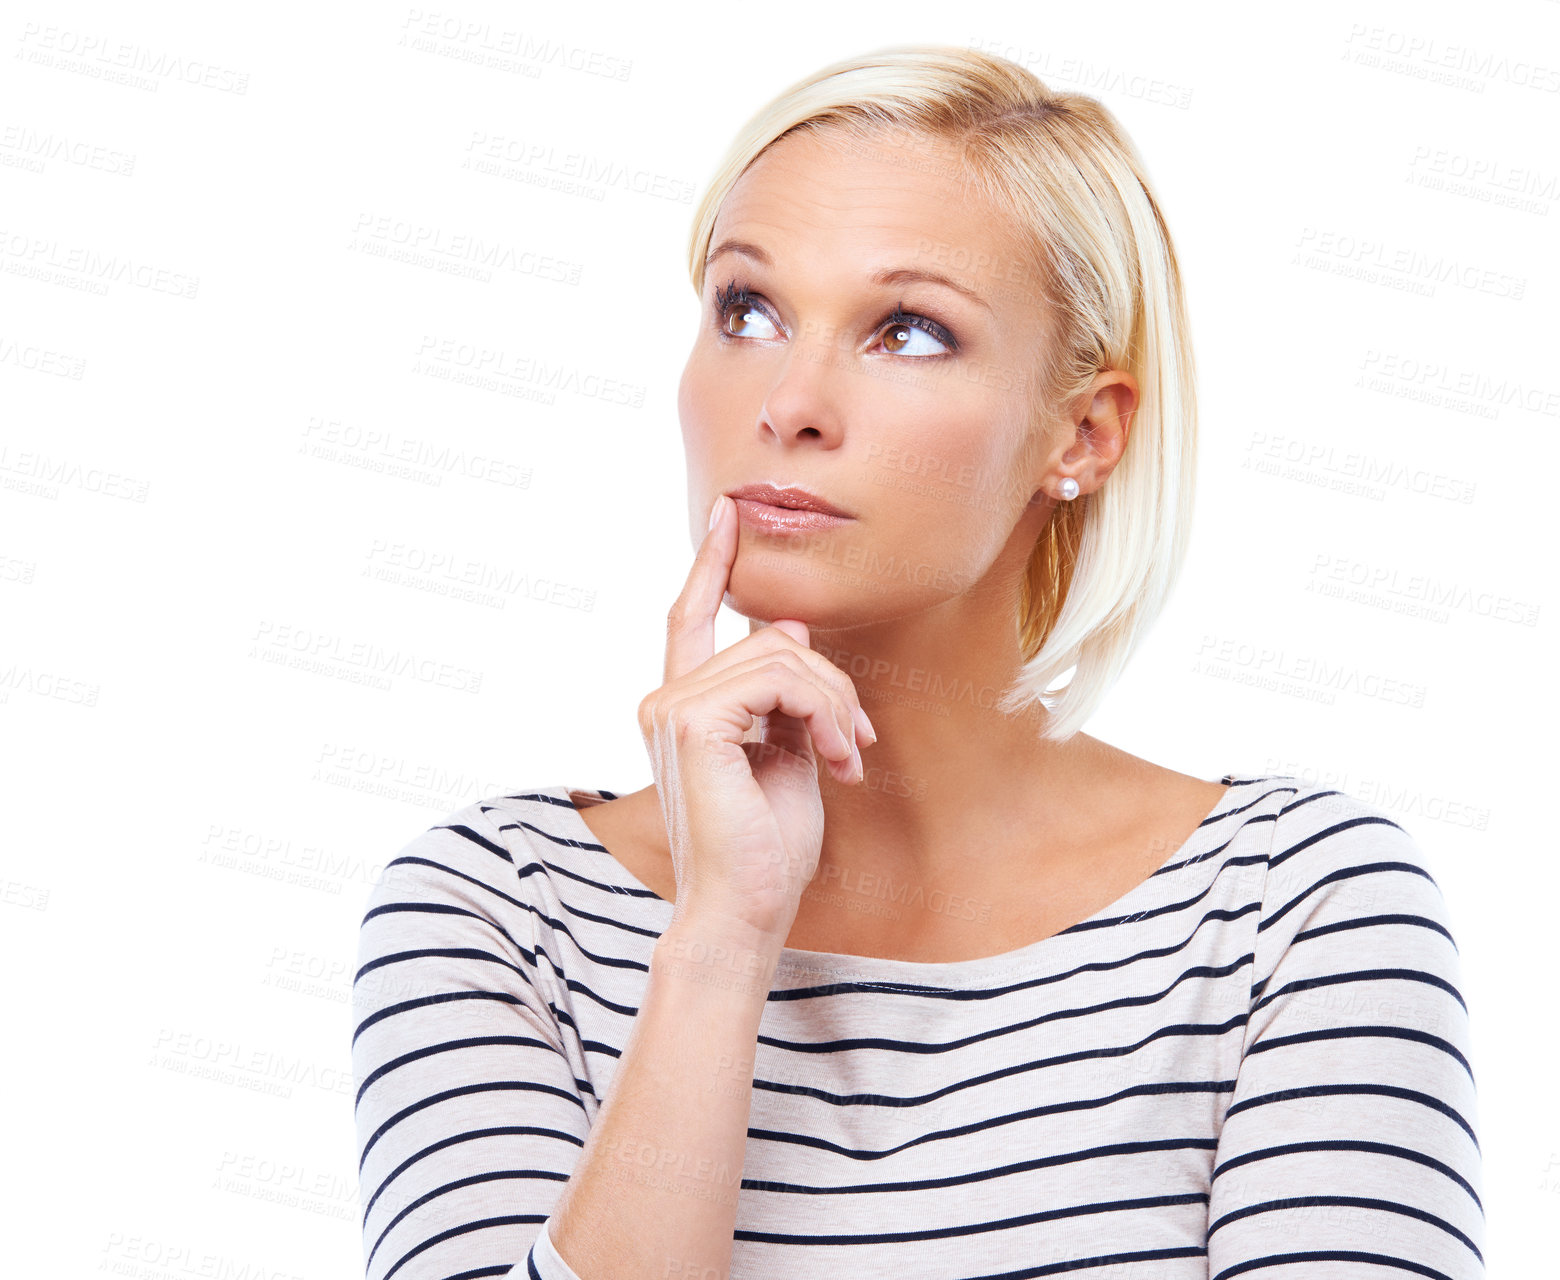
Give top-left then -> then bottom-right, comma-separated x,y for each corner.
664,493 -> 740,683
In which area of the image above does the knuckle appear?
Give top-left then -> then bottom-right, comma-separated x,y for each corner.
830,669 -> 861,710
669,706 -> 703,746
760,657 -> 797,682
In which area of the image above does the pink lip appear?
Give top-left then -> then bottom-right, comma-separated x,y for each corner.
725,483 -> 852,518
725,483 -> 854,536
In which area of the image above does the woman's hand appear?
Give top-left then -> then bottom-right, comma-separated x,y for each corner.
637,494 -> 877,945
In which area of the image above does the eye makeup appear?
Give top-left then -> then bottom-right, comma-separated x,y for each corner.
709,277 -> 960,356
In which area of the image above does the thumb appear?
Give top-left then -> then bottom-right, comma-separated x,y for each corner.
768,618 -> 810,647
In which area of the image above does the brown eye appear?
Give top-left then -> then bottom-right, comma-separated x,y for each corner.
875,313 -> 953,357
718,300 -> 779,340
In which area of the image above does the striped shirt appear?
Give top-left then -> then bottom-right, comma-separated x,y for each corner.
351,773 -> 1484,1279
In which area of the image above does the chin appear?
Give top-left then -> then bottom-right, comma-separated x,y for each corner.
728,544 -> 928,633
727,545 -> 863,626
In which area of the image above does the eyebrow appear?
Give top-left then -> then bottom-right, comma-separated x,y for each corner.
704,239 -> 994,314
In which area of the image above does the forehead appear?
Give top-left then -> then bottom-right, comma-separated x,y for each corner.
711,127 -> 1036,288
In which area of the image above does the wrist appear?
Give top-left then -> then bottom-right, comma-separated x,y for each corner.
652,917 -> 787,996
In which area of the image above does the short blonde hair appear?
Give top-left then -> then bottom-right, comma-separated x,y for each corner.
686,45 -> 1198,742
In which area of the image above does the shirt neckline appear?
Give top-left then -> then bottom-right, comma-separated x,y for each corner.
545,775 -> 1258,990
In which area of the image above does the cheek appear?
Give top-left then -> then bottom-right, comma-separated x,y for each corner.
677,356 -> 714,541
676,352 -> 704,444
678,343 -> 748,443
869,398 -> 1022,515
677,351 -> 724,456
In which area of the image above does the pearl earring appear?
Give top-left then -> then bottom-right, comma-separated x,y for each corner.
1058,477 -> 1079,501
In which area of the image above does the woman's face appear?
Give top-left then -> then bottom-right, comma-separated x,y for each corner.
678,126 -> 1065,630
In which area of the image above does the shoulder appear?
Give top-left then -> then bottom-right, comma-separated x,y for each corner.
361,787 -> 584,916
1261,778 -> 1448,918
1249,776 -> 1465,989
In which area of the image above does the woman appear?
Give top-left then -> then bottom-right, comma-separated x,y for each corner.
351,45 -> 1484,1280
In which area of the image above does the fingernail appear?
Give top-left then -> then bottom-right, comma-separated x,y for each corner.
851,741 -> 863,782
708,495 -> 725,531
853,704 -> 877,746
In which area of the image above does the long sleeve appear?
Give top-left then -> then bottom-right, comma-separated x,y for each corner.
1206,789 -> 1485,1278
351,805 -> 590,1280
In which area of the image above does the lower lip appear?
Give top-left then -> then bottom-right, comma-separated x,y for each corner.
731,498 -> 852,534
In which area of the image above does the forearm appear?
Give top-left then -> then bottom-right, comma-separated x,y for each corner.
545,919 -> 783,1280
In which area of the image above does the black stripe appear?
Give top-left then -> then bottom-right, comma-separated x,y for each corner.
359,1078 -> 587,1172
362,1124 -> 585,1223
1244,1022 -> 1473,1081
1253,966 -> 1467,1017
1211,1137 -> 1482,1212
354,1035 -> 573,1111
1207,1193 -> 1483,1262
754,1135 -> 1218,1198
434,822 -> 512,863
1224,1082 -> 1478,1149
368,1168 -> 570,1269
735,1190 -> 1209,1245
1211,1247 -> 1462,1280
748,1079 -> 1236,1162
382,1214 -> 548,1280
1259,859 -> 1439,933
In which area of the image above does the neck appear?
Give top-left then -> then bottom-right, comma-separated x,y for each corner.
766,587 -> 1133,908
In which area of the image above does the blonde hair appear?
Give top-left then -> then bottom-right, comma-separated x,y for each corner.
686,45 -> 1198,742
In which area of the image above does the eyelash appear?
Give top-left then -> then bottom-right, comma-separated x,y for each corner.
709,278 -> 959,355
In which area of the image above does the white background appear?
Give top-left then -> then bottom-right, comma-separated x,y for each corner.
2,0 -> 1553,1275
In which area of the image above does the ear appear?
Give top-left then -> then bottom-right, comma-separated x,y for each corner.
1051,370 -> 1139,498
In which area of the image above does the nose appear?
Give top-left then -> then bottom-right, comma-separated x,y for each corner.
754,336 -> 847,448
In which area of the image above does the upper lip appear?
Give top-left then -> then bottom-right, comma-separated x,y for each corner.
726,483 -> 852,518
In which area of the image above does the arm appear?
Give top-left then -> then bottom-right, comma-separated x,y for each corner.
545,919 -> 783,1280
352,811 -> 591,1280
1206,790 -> 1485,1278
352,806 -> 783,1280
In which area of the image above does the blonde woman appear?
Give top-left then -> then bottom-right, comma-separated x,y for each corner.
352,45 -> 1483,1280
